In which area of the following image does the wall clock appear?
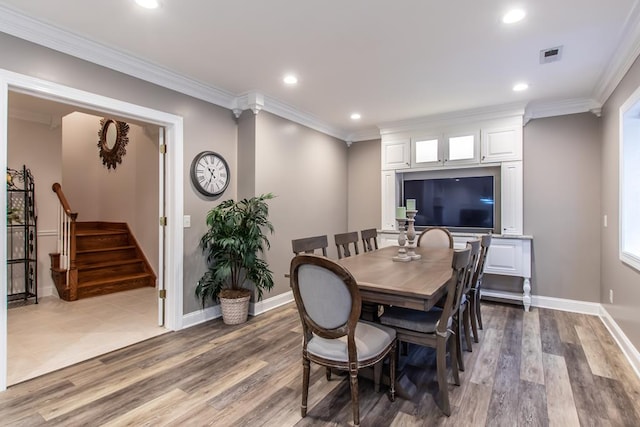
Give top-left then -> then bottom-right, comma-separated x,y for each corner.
190,151 -> 230,197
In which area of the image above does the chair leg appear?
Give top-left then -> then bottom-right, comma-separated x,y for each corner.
436,335 -> 451,416
325,367 -> 332,381
401,341 -> 408,356
463,305 -> 473,352
476,292 -> 483,330
455,313 -> 465,372
374,361 -> 382,393
389,343 -> 396,402
349,368 -> 360,425
469,291 -> 479,343
302,357 -> 310,417
450,335 -> 460,386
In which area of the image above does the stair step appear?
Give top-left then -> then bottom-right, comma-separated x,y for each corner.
76,246 -> 138,265
78,259 -> 143,270
76,232 -> 130,251
78,259 -> 147,282
76,245 -> 136,254
76,273 -> 155,299
76,229 -> 128,237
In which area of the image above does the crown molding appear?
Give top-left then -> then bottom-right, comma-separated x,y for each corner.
523,98 -> 602,124
379,102 -> 526,135
346,127 -> 382,144
593,0 -> 640,104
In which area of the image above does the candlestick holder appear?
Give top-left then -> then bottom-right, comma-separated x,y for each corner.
405,210 -> 421,260
393,218 -> 411,262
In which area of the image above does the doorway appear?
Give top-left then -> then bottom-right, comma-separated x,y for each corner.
0,69 -> 185,391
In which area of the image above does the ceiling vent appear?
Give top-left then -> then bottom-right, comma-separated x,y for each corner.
540,46 -> 563,64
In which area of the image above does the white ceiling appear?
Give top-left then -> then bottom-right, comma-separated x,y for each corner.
1,0 -> 639,140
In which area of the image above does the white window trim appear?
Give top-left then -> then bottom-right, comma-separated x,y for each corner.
619,84 -> 640,272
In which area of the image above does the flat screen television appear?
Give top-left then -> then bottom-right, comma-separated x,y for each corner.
403,176 -> 494,229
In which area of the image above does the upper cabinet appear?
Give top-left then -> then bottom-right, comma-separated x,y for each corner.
381,138 -> 411,170
382,114 -> 523,171
481,125 -> 523,163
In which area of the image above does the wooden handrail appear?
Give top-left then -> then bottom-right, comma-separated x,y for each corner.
51,182 -> 78,300
52,183 -> 77,219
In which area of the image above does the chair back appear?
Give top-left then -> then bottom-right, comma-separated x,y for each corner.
334,231 -> 360,259
437,248 -> 471,335
360,228 -> 379,252
417,227 -> 454,249
292,235 -> 328,256
290,254 -> 361,344
472,234 -> 492,291
462,239 -> 481,294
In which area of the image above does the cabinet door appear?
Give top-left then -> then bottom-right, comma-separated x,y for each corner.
412,136 -> 442,168
443,131 -> 480,166
484,238 -> 524,276
501,161 -> 523,235
481,126 -> 523,162
382,139 -> 410,170
381,171 -> 398,230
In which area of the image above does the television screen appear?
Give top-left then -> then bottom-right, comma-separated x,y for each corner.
403,176 -> 494,229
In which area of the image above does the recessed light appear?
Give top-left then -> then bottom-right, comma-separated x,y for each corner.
135,0 -> 159,8
513,82 -> 529,92
502,8 -> 526,24
350,113 -> 361,120
283,75 -> 298,85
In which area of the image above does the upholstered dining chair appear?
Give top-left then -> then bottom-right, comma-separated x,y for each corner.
360,228 -> 379,252
455,239 -> 481,371
379,247 -> 470,416
334,231 -> 360,259
290,254 -> 397,426
292,235 -> 328,256
469,234 -> 492,341
417,226 -> 454,249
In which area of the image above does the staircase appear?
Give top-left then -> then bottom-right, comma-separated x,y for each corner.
50,221 -> 156,301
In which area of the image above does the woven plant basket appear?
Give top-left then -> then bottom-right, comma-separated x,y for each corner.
220,294 -> 251,325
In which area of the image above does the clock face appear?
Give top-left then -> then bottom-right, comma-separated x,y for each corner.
190,151 -> 230,196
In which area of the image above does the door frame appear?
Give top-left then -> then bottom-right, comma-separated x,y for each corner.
0,69 -> 185,391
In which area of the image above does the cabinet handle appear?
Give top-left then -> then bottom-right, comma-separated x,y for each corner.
482,155 -> 485,161
444,158 -> 448,163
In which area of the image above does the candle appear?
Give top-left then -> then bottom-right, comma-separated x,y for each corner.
396,206 -> 406,219
406,199 -> 416,211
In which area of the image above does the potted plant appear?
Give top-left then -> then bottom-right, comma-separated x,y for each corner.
195,193 -> 275,325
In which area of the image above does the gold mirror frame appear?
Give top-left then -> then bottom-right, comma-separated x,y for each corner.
97,118 -> 130,170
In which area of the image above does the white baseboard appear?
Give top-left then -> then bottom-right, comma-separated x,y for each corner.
181,291 -> 294,329
599,306 -> 640,379
182,305 -> 221,329
249,291 -> 294,316
481,290 -> 601,315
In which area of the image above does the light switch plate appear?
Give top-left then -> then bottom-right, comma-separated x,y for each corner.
183,215 -> 191,228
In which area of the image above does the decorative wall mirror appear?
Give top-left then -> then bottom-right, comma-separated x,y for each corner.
97,118 -> 130,170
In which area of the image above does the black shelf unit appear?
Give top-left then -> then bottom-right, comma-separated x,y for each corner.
7,166 -> 38,304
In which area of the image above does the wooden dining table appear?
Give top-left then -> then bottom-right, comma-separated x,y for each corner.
335,245 -> 454,314
334,244 -> 455,399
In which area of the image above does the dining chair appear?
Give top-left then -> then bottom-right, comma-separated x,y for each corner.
455,239 -> 481,371
334,231 -> 360,259
292,235 -> 328,256
360,228 -> 379,252
417,226 -> 454,249
290,254 -> 396,426
469,234 -> 492,341
379,247 -> 470,416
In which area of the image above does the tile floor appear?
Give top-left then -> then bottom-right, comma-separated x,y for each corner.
7,287 -> 167,385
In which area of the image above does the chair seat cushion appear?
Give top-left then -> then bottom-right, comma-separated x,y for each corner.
380,306 -> 451,334
307,320 -> 396,363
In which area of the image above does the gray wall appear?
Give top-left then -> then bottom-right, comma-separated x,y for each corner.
523,113 -> 602,301
0,33 -> 238,316
252,111 -> 348,297
601,55 -> 640,349
347,139 -> 381,232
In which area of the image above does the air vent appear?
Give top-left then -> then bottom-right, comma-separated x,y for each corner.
540,46 -> 563,64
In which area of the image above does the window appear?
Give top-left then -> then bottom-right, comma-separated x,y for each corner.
620,87 -> 640,271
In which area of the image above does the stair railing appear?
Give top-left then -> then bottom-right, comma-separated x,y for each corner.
52,183 -> 78,300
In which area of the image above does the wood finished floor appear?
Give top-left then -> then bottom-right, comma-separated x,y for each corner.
1,302 -> 639,426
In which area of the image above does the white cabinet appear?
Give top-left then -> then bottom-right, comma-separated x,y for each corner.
501,161 -> 523,235
381,171 -> 399,230
382,139 -> 410,170
412,131 -> 480,168
481,125 -> 523,163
